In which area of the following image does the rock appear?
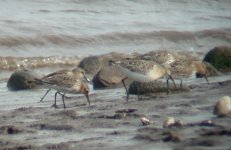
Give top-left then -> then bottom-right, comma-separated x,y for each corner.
140,117 -> 153,126
163,117 -> 184,128
163,117 -> 177,128
7,69 -> 42,90
93,66 -> 132,89
214,96 -> 231,117
203,46 -> 231,73
78,56 -> 102,75
129,80 -> 189,95
78,52 -> 138,76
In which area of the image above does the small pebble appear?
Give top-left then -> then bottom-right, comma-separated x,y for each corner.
140,117 -> 153,126
163,117 -> 176,128
163,117 -> 184,128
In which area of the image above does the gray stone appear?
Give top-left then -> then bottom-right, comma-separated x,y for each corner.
203,46 -> 231,73
78,56 -> 102,75
93,66 -> 132,89
7,69 -> 42,91
78,52 -> 138,76
129,80 -> 189,95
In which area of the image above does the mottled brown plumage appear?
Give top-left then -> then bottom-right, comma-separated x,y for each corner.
36,67 -> 90,108
110,59 -> 176,101
169,60 -> 209,87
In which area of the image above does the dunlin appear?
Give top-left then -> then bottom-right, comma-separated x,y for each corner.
139,50 -> 177,65
36,68 -> 90,108
169,61 -> 209,87
39,69 -> 74,102
109,59 -> 176,101
192,61 -> 209,83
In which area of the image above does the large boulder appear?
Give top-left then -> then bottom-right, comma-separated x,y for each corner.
129,80 -> 189,95
78,52 -> 138,76
7,69 -> 42,91
203,46 -> 231,73
78,56 -> 102,75
92,66 -> 132,89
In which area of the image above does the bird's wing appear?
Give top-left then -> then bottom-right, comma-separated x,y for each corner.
121,60 -> 156,75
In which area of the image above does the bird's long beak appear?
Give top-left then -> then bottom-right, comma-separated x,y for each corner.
85,76 -> 91,82
80,82 -> 90,106
84,74 -> 91,83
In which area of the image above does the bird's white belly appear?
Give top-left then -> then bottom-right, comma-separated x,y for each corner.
42,83 -> 79,94
119,66 -> 157,82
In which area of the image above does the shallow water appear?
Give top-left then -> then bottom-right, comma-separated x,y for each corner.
0,0 -> 231,58
0,0 -> 230,76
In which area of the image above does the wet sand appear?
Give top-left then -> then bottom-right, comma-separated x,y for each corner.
0,76 -> 231,150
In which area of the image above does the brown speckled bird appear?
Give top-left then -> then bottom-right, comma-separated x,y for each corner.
36,68 -> 90,108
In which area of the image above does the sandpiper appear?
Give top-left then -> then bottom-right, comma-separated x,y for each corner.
192,61 -> 209,83
138,50 -> 177,65
169,60 -> 209,87
39,69 -> 75,102
109,59 -> 176,101
35,67 -> 90,108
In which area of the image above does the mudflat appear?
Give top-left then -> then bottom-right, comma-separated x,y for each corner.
0,76 -> 231,150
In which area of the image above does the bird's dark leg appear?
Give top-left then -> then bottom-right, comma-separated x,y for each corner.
122,77 -> 129,101
51,92 -> 59,108
39,89 -> 51,102
62,93 -> 66,108
166,75 -> 177,94
85,94 -> 90,106
169,75 -> 176,88
137,84 -> 142,101
180,79 -> 183,88
166,77 -> 170,95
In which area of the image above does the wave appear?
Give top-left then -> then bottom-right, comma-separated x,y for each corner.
0,28 -> 231,47
0,56 -> 80,70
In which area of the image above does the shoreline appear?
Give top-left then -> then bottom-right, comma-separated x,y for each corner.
0,75 -> 231,149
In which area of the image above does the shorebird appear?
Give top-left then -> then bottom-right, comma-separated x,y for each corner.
35,67 -> 90,108
139,50 -> 177,65
109,59 -> 176,101
39,69 -> 74,102
169,61 -> 209,87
